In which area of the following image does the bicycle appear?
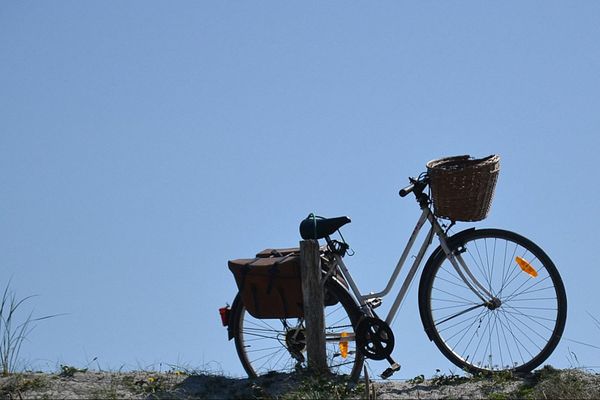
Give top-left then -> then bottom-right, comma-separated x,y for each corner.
224,162 -> 567,382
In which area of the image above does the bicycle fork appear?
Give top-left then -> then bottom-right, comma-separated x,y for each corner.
431,216 -> 495,304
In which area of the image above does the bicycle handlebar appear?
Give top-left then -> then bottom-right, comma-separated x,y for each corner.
399,183 -> 415,197
399,175 -> 429,198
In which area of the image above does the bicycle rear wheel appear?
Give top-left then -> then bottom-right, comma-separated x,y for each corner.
419,228 -> 567,374
231,278 -> 364,381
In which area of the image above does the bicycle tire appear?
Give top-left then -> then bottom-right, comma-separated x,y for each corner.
419,228 -> 567,374
231,277 -> 364,381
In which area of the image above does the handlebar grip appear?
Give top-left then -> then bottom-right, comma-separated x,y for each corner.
399,183 -> 414,197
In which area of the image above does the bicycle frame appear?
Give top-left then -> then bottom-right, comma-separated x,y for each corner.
328,205 -> 494,326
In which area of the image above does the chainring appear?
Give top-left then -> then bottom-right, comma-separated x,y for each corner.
355,316 -> 395,361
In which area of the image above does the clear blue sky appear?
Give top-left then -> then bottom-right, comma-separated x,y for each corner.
2,1 -> 599,378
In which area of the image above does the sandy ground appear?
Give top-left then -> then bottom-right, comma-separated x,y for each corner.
1,368 -> 599,399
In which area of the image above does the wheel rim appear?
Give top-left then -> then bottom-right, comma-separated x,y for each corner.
427,232 -> 566,372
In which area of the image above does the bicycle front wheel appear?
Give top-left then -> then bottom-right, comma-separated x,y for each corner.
231,278 -> 364,381
419,228 -> 567,374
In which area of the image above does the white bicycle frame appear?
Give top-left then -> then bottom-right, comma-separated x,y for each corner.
327,206 -> 494,326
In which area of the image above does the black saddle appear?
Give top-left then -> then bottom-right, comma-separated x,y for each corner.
299,214 -> 351,240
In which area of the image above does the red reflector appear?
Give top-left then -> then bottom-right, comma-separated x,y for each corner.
219,306 -> 230,327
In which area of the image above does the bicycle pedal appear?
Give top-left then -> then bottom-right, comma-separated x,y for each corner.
380,363 -> 401,379
366,297 -> 383,309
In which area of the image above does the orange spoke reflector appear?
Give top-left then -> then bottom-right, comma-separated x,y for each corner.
339,332 -> 349,359
516,256 -> 538,278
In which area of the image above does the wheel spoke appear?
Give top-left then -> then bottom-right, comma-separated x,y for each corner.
435,303 -> 487,326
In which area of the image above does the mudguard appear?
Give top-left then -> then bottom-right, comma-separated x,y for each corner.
227,293 -> 241,341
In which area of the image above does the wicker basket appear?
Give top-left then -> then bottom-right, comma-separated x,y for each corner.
427,155 -> 500,222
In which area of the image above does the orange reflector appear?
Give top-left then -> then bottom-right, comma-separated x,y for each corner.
339,332 -> 349,359
516,256 -> 538,278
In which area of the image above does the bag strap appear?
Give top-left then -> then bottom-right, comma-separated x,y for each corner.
238,261 -> 254,294
266,253 -> 298,294
267,263 -> 279,294
250,284 -> 260,315
277,286 -> 289,317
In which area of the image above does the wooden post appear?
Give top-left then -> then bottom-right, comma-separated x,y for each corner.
300,239 -> 327,374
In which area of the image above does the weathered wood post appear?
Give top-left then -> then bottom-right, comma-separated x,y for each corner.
300,239 -> 328,374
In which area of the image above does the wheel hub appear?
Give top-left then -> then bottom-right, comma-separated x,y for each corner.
485,297 -> 502,310
285,329 -> 306,362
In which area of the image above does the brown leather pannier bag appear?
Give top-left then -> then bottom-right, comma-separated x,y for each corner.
228,247 -> 345,319
228,253 -> 304,319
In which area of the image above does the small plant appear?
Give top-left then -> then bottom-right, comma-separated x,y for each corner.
479,369 -> 516,385
495,370 -> 515,381
407,374 -> 425,384
141,376 -> 165,394
430,369 -> 469,386
0,280 -> 60,376
123,373 -> 181,398
509,366 -> 600,400
531,367 -> 587,399
59,364 -> 88,378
